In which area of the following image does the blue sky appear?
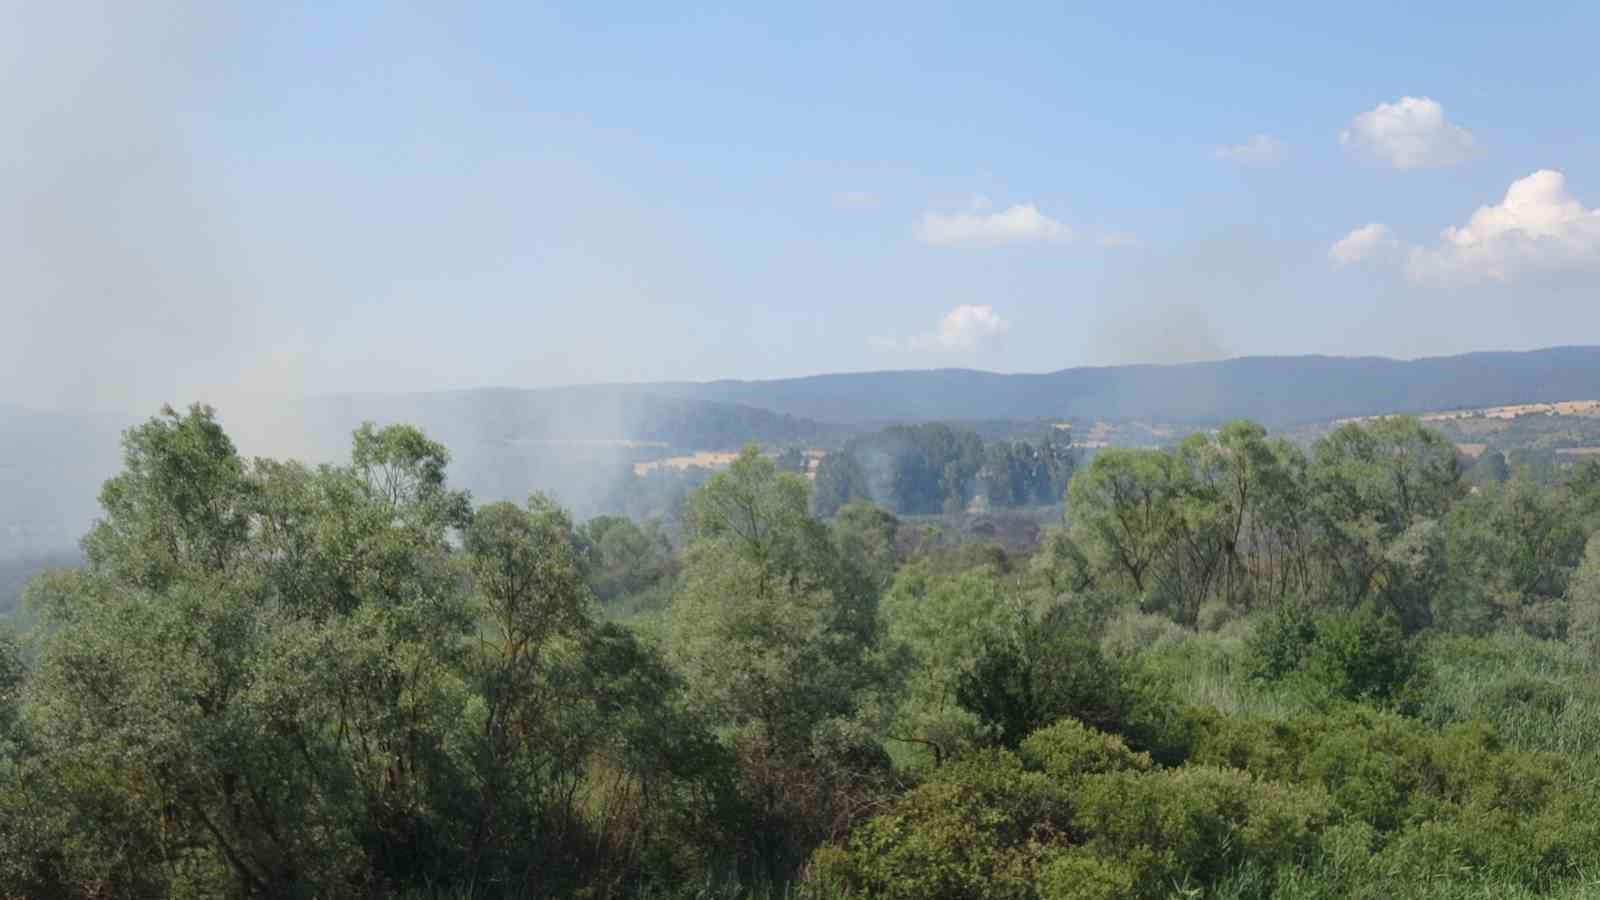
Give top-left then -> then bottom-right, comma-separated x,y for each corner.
6,1 -> 1600,410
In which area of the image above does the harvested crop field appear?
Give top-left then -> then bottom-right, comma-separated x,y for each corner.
1422,400 -> 1600,421
633,451 -> 742,475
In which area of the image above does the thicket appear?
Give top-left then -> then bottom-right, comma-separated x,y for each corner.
812,423 -> 1076,517
9,408 -> 1600,898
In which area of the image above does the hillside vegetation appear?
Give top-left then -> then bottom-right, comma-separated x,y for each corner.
652,346 -> 1600,426
13,347 -> 1600,558
9,405 -> 1600,897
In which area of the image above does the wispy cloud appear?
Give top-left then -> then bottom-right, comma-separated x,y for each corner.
915,203 -> 1071,246
1340,96 -> 1474,169
871,304 -> 1011,352
1329,223 -> 1397,265
1213,134 -> 1284,164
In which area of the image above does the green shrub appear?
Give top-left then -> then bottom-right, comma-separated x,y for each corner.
811,749 -> 1069,899
1072,765 -> 1329,895
1099,609 -> 1188,659
1481,675 -> 1570,718
1244,602 -> 1424,708
1034,849 -> 1138,900
1245,603 -> 1318,682
1197,597 -> 1239,633
957,620 -> 1192,764
1018,718 -> 1152,782
1303,603 -> 1419,704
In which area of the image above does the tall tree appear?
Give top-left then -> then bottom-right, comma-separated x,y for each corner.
670,448 -> 889,878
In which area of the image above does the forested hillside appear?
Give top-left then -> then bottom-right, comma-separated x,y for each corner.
12,347 -> 1600,559
649,346 -> 1600,426
10,405 -> 1600,897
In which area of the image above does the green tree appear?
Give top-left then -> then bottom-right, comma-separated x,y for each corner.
670,447 -> 889,878
3,408 -> 733,898
1468,448 -> 1511,486
1567,534 -> 1600,659
880,564 -> 1019,765
1066,448 -> 1182,598
578,514 -> 676,605
812,450 -> 871,518
1307,417 -> 1463,629
1440,477 -> 1584,635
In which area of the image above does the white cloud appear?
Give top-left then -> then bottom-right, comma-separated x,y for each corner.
1098,230 -> 1140,248
1340,96 -> 1474,169
1406,169 -> 1600,284
916,203 -> 1072,246
871,304 -> 1011,352
1329,223 -> 1396,266
1214,134 -> 1284,164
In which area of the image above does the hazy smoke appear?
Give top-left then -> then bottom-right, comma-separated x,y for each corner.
5,3 -> 232,409
1,1 -> 351,476
1096,303 -> 1228,367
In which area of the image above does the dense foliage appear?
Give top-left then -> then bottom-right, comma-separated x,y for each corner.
813,424 -> 1075,517
11,406 -> 1600,898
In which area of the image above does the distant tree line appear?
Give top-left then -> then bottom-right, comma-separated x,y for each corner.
813,424 -> 1076,517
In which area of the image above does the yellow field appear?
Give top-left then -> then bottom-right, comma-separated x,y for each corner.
633,451 -> 743,476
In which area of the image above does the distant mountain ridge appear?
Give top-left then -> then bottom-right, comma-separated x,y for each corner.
633,346 -> 1600,427
11,345 -> 1600,555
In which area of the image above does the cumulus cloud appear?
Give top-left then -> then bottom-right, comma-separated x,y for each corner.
1329,223 -> 1397,266
871,304 -> 1011,352
915,203 -> 1072,246
1340,96 -> 1474,169
1213,134 -> 1284,164
1406,169 -> 1600,284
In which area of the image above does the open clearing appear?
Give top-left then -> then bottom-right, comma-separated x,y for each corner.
1337,399 -> 1600,427
633,451 -> 742,475
1422,400 -> 1600,421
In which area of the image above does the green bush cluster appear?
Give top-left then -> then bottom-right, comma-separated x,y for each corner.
1246,602 -> 1423,705
813,719 -> 1326,899
815,705 -> 1600,898
955,617 -> 1192,764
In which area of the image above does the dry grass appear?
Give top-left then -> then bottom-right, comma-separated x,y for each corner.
633,451 -> 742,476
1422,399 -> 1600,421
1337,399 -> 1600,427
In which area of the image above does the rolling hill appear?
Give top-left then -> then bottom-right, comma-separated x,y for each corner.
11,345 -> 1600,555
640,346 -> 1600,427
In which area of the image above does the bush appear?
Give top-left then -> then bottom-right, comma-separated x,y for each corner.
1035,849 -> 1138,900
957,619 -> 1192,764
1303,603 -> 1419,704
1072,765 -> 1330,894
809,749 -> 1069,900
1483,675 -> 1570,718
1099,609 -> 1188,660
1197,597 -> 1239,633
1245,602 -> 1423,707
814,704 -> 1600,899
1018,718 -> 1152,782
1245,603 -> 1318,682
